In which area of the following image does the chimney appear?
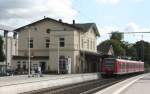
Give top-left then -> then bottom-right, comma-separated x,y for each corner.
73,20 -> 75,24
59,19 -> 62,22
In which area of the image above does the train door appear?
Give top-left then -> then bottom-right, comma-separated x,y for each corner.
119,62 -> 122,74
120,61 -> 125,74
114,60 -> 118,74
126,62 -> 129,73
116,61 -> 121,74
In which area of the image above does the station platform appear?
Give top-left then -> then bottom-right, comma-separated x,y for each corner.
0,73 -> 100,94
95,73 -> 149,94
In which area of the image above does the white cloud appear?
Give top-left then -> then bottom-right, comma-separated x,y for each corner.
123,22 -> 150,42
0,0 -> 77,28
124,22 -> 150,33
124,22 -> 139,32
96,0 -> 120,6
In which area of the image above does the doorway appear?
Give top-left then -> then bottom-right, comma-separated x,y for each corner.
59,56 -> 67,74
39,62 -> 46,72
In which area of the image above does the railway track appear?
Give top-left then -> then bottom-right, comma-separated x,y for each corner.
21,74 -> 138,94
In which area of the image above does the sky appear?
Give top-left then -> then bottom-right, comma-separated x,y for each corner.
0,0 -> 150,44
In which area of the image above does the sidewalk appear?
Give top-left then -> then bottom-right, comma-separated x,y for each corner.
120,73 -> 150,94
95,73 -> 149,94
0,73 -> 100,94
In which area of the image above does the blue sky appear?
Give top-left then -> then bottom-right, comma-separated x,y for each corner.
73,0 -> 150,26
71,0 -> 150,43
0,0 -> 150,44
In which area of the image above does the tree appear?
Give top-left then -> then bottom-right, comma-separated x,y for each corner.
110,31 -> 123,41
121,41 -> 137,58
0,36 -> 5,61
99,39 -> 125,56
98,32 -> 126,57
133,40 -> 150,64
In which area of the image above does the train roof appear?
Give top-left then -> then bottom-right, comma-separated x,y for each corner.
104,58 -> 144,64
116,59 -> 144,63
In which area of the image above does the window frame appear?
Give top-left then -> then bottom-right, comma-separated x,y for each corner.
28,39 -> 33,48
45,38 -> 50,48
59,37 -> 65,47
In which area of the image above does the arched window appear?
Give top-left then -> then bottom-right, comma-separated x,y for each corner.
59,56 -> 67,73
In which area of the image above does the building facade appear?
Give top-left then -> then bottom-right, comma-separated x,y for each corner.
12,18 -> 100,74
0,36 -> 18,74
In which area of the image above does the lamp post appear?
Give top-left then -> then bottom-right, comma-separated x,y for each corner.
25,26 -> 33,77
57,37 -> 60,74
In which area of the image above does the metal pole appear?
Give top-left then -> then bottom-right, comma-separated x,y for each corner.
58,38 -> 59,74
48,32 -> 51,70
4,30 -> 8,72
28,28 -> 31,77
6,32 -> 8,71
141,34 -> 144,61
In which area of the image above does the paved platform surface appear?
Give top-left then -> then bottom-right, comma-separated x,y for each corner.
121,73 -> 150,94
0,73 -> 100,94
95,73 -> 149,94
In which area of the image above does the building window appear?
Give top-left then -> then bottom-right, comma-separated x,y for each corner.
34,27 -> 37,31
45,39 -> 50,48
87,39 -> 89,49
93,40 -> 95,50
17,61 -> 21,69
90,40 -> 92,50
59,38 -> 65,47
82,38 -> 84,48
28,39 -> 33,48
46,29 -> 51,34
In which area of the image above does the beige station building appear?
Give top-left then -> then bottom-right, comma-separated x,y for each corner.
12,17 -> 100,74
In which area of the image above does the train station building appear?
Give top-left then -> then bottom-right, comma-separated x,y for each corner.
12,17 -> 100,74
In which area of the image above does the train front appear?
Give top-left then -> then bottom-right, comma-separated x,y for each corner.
101,58 -> 115,77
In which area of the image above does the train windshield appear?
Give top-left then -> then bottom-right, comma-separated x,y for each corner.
104,59 -> 115,68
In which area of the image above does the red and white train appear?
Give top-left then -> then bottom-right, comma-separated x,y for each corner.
101,58 -> 144,77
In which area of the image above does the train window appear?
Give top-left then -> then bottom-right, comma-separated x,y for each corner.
104,59 -> 114,68
122,63 -> 125,69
